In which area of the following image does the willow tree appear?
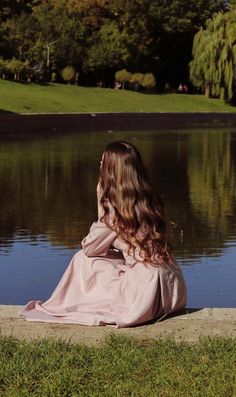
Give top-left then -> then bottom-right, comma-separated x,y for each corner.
190,10 -> 236,100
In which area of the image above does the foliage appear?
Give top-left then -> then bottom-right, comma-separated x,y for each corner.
0,1 -> 38,58
0,0 -> 35,21
83,20 -> 130,84
142,73 -> 156,90
0,0 -> 227,87
228,0 -> 236,9
6,57 -> 30,80
190,10 -> 236,100
0,58 -> 32,80
0,58 -> 8,77
1,1 -> 85,79
61,66 -> 76,83
32,1 -> 85,71
149,0 -> 226,33
129,72 -> 144,90
148,0 -> 226,88
115,69 -> 131,89
115,69 -> 156,91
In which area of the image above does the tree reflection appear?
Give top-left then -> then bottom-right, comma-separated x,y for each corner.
0,134 -> 100,249
186,130 -> 236,257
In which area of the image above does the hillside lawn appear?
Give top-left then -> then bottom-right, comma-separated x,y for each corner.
1,79 -> 236,114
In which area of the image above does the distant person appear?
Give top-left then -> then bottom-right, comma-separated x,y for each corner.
114,81 -> 121,89
177,83 -> 183,93
20,141 -> 187,327
182,84 -> 189,93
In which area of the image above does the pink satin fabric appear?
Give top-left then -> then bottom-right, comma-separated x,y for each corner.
20,221 -> 187,328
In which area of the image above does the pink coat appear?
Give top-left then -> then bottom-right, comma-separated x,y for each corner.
20,220 -> 187,327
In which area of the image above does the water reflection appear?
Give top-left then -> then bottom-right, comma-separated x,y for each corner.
1,130 -> 236,257
0,129 -> 236,306
187,131 -> 236,257
0,133 -> 101,249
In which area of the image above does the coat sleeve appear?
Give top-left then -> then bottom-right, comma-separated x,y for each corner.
81,220 -> 117,257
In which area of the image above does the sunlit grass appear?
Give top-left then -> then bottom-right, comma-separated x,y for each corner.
0,79 -> 236,113
0,334 -> 235,396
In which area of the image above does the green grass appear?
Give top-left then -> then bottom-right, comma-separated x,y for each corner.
0,79 -> 236,113
0,335 -> 235,396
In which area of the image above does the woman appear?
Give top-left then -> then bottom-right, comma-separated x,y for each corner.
20,141 -> 187,327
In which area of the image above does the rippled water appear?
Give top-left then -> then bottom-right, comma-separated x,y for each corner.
0,129 -> 236,307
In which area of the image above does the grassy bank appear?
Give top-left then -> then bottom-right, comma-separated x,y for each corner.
1,79 -> 236,114
0,335 -> 235,396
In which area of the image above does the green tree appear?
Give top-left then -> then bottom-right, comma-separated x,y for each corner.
111,0 -> 154,71
1,0 -> 85,80
67,0 -> 155,84
0,0 -> 227,87
190,10 -> 236,100
3,12 -> 41,63
148,0 -> 226,88
84,21 -> 129,80
29,1 -> 85,73
7,57 -> 29,80
0,0 -> 36,58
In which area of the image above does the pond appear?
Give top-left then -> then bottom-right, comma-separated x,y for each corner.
0,129 -> 236,308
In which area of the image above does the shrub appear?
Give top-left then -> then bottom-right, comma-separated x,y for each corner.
142,73 -> 156,91
61,66 -> 77,84
115,69 -> 131,89
129,73 -> 144,90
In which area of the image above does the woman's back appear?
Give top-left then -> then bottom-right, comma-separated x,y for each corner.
20,141 -> 187,327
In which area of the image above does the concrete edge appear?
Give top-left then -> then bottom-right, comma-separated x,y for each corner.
0,306 -> 236,345
1,305 -> 236,320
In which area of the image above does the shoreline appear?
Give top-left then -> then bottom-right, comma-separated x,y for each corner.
1,112 -> 236,135
1,115 -> 235,344
1,306 -> 236,345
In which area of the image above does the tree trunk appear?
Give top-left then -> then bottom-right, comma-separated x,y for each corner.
205,84 -> 211,98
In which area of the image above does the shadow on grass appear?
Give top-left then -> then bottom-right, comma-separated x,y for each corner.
0,109 -> 16,114
3,78 -> 54,87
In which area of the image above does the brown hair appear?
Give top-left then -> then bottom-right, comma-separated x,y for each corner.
99,141 -> 171,266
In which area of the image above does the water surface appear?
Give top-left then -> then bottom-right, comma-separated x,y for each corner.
0,129 -> 236,307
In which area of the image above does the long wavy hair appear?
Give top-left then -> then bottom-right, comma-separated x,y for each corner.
99,141 -> 171,266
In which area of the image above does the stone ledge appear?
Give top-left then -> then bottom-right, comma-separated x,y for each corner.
0,306 -> 236,344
